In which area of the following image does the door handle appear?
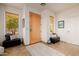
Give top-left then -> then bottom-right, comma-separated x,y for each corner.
30,29 -> 32,32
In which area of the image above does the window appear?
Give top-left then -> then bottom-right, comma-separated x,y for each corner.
50,16 -> 54,32
6,12 -> 19,35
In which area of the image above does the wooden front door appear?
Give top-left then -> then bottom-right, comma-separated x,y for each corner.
30,12 -> 41,44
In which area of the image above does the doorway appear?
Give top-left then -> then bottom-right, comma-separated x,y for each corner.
29,12 -> 41,44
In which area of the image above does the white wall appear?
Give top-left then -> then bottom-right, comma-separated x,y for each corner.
56,6 -> 79,45
0,6 -> 5,45
41,10 -> 56,43
41,10 -> 49,42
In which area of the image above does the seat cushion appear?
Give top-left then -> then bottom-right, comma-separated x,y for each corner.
2,38 -> 21,48
50,37 -> 60,44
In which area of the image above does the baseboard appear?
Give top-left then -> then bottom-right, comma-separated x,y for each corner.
26,41 -> 42,46
61,40 -> 79,46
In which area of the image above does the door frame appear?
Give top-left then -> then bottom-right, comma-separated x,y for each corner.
29,12 -> 41,44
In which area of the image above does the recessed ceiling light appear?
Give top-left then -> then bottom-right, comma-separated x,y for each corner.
40,3 -> 46,6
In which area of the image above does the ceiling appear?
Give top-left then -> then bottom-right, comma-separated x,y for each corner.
0,3 -> 79,13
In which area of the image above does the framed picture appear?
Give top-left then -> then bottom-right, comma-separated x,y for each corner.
58,20 -> 64,28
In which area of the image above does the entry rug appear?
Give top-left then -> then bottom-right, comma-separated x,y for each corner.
26,43 -> 65,56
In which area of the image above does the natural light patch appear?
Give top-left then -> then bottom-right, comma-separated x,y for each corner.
50,16 -> 54,32
6,12 -> 19,35
26,43 -> 64,56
